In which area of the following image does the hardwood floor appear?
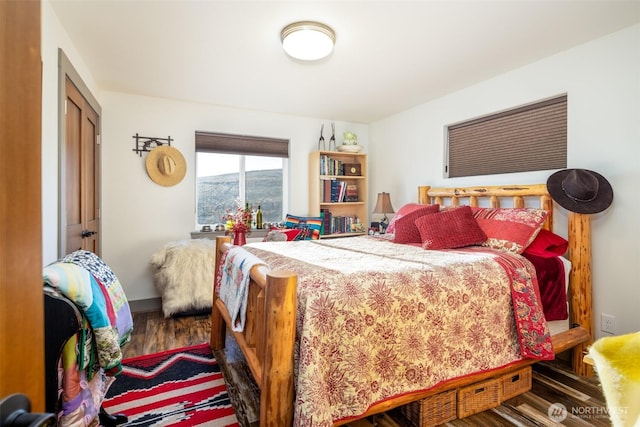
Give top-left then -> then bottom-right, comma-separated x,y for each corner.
122,310 -> 212,359
124,310 -> 610,426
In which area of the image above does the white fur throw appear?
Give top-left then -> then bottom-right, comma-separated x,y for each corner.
589,331 -> 640,427
149,239 -> 217,317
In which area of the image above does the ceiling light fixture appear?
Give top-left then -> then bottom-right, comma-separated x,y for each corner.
281,21 -> 336,61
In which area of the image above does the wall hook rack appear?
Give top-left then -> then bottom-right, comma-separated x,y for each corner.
132,133 -> 173,157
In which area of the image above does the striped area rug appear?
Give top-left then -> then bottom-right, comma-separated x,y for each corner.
102,343 -> 239,426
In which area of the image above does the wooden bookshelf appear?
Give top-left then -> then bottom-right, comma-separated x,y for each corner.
309,150 -> 368,238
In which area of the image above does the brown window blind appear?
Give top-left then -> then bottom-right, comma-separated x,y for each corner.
195,131 -> 289,158
446,95 -> 567,178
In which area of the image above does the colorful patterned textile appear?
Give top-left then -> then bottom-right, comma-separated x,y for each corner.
44,251 -> 132,427
62,250 -> 133,346
43,262 -> 123,373
58,333 -> 114,426
102,344 -> 239,426
216,246 -> 266,332
492,253 -> 554,359
234,236 -> 552,426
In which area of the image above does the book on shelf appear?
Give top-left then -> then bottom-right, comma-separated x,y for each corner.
332,180 -> 340,202
322,179 -> 349,202
345,184 -> 358,202
319,154 -> 348,176
328,215 -> 361,234
321,208 -> 332,235
338,181 -> 347,202
323,179 -> 332,203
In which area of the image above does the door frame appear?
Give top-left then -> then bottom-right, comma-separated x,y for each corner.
0,0 -> 44,410
58,49 -> 102,258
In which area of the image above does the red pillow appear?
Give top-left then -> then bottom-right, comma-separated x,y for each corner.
392,204 -> 440,244
415,206 -> 487,250
524,229 -> 568,258
387,203 -> 429,234
471,207 -> 548,254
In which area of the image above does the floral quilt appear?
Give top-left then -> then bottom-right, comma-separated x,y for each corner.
238,236 -> 553,426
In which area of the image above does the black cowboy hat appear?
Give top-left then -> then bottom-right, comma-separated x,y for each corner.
547,169 -> 613,214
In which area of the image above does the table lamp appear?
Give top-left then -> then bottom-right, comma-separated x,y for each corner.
373,192 -> 395,233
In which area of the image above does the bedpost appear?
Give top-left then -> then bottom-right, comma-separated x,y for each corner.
210,236 -> 231,351
568,212 -> 594,377
418,186 -> 431,204
261,269 -> 297,427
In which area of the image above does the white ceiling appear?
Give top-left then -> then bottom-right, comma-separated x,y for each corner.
50,0 -> 640,123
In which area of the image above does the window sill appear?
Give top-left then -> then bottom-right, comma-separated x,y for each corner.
190,229 -> 270,240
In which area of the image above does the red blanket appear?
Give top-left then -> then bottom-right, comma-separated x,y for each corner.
523,253 -> 568,321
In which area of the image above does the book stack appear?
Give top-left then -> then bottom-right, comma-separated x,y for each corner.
321,179 -> 343,202
330,216 -> 360,234
321,208 -> 332,235
322,180 -> 358,203
319,154 -> 345,176
345,184 -> 358,202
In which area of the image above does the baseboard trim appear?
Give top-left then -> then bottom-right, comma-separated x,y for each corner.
129,297 -> 162,313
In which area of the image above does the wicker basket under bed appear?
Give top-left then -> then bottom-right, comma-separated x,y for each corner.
399,366 -> 532,426
457,377 -> 502,418
400,389 -> 457,427
500,366 -> 532,400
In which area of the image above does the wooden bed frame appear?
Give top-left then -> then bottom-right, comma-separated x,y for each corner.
210,184 -> 593,426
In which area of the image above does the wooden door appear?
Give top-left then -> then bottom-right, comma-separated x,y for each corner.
0,0 -> 45,411
64,78 -> 100,255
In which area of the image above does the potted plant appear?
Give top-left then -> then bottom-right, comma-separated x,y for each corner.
338,131 -> 362,152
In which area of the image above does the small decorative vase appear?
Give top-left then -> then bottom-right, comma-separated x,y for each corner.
233,231 -> 246,246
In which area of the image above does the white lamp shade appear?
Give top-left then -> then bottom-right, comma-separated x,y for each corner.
281,21 -> 335,61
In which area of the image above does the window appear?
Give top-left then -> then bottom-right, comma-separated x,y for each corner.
195,131 -> 289,227
445,95 -> 567,178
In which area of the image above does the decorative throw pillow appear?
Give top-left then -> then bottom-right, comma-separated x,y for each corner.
387,203 -> 424,234
415,206 -> 487,250
471,207 -> 549,254
524,229 -> 568,258
392,204 -> 440,244
263,228 -> 302,242
284,214 -> 323,240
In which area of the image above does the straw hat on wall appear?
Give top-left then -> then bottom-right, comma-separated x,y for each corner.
145,146 -> 186,187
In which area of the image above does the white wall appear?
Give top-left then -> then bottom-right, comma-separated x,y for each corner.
41,0 -> 101,264
99,92 -> 367,301
369,24 -> 640,339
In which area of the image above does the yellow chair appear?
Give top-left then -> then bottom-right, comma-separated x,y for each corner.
588,332 -> 640,427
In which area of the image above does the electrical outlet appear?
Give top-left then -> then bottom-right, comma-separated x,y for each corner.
601,313 -> 615,334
